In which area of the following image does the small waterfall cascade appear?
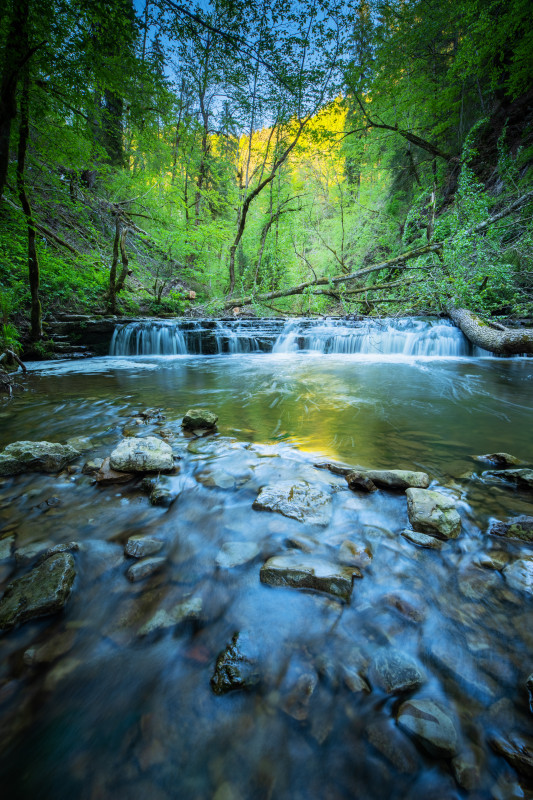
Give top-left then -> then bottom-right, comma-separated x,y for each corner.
110,317 -> 488,357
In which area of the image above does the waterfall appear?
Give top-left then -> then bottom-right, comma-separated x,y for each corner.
110,317 -> 489,357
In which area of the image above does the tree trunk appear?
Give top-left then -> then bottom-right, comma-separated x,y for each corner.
448,307 -> 533,355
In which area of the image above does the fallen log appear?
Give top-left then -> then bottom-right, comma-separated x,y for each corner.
448,307 -> 533,355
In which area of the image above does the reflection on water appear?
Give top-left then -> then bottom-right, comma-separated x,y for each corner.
0,352 -> 532,799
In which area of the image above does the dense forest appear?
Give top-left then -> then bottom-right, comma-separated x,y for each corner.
0,0 -> 532,359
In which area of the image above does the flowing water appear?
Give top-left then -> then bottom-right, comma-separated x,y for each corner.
0,318 -> 532,800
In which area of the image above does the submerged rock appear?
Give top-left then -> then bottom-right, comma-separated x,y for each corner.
451,747 -> 483,792
382,591 -> 427,623
369,649 -> 426,694
253,481 -> 332,526
473,453 -> 524,468
82,458 -> 104,475
489,733 -> 533,780
0,441 -> 79,476
503,558 -> 533,596
15,540 -> 55,565
215,542 -> 260,568
338,540 -> 372,568
428,635 -> 498,702
406,489 -> 461,540
260,553 -> 357,602
110,437 -> 174,473
182,408 -> 218,431
401,529 -> 443,549
484,468 -> 533,490
210,632 -> 260,695
149,487 -> 176,507
126,557 -> 166,582
527,673 -> 533,712
0,536 -> 15,561
367,719 -> 420,774
0,553 -> 76,630
489,516 -> 533,543
138,597 -> 203,636
125,536 -> 164,559
397,699 -> 459,758
347,468 -> 430,491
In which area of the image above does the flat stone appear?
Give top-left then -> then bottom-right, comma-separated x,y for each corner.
338,540 -> 372,568
94,457 -> 135,485
347,468 -> 430,490
473,453 -> 524,467
0,441 -> 79,476
397,699 -> 459,758
126,557 -> 166,582
0,536 -> 15,561
110,437 -> 173,472
260,553 -> 356,602
369,648 -> 426,694
210,632 -> 259,695
484,468 -> 533,490
401,529 -> 443,549
253,481 -> 332,526
82,458 -> 104,475
489,733 -> 533,780
215,542 -> 260,568
0,553 -> 76,630
367,719 -> 420,774
489,516 -> 533,543
138,597 -> 203,636
406,489 -> 461,540
503,558 -> 533,596
125,536 -> 164,559
182,408 -> 218,430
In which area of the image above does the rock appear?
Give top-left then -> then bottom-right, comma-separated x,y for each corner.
0,536 -> 14,561
253,481 -> 332,526
149,487 -> 176,507
369,649 -> 426,694
15,540 -> 55,565
489,516 -> 533,543
138,597 -> 203,636
126,557 -> 166,582
397,699 -> 459,758
338,540 -> 372,568
35,542 -> 80,566
503,558 -> 533,596
484,468 -> 533,490
284,534 -> 316,553
23,629 -> 76,665
182,408 -> 218,431
428,635 -> 498,702
215,542 -> 260,568
110,437 -> 173,473
279,664 -> 318,722
82,458 -> 104,475
474,452 -> 524,467
473,550 -> 510,570
406,489 -> 461,540
451,747 -> 483,791
382,591 -> 427,623
260,553 -> 357,602
458,568 -> 501,601
341,665 -> 370,694
367,719 -> 420,774
346,472 -> 377,492
401,529 -> 443,549
66,436 -> 93,452
347,468 -> 430,490
0,441 -> 79,476
527,673 -> 533,712
0,553 -> 76,630
210,632 -> 260,695
196,467 -> 251,490
94,457 -> 135,485
489,733 -> 533,780
125,536 -> 163,559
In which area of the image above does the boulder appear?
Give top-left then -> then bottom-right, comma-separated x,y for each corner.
253,481 -> 332,526
347,468 -> 430,491
210,632 -> 260,695
124,536 -> 164,559
369,649 -> 426,694
489,733 -> 533,780
215,542 -> 260,569
260,553 -> 357,602
0,441 -> 79,476
489,516 -> 533,543
503,558 -> 533,596
397,699 -> 459,758
126,557 -> 166,582
484,468 -> 533,490
110,437 -> 173,473
0,553 -> 76,630
406,489 -> 461,540
182,408 -> 218,431
473,453 -> 524,467
401,529 -> 443,549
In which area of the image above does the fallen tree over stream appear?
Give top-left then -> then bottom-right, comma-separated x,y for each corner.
448,307 -> 533,355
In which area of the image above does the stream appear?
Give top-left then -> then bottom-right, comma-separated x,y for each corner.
0,317 -> 532,799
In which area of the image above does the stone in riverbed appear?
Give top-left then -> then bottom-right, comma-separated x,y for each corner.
406,488 -> 461,540
138,596 -> 203,636
347,468 -> 430,491
401,529 -> 443,549
473,452 -> 524,468
527,673 -> 533,711
346,471 -> 378,492
503,558 -> 533,596
338,540 -> 372,568
397,699 -> 459,758
489,733 -> 533,780
182,408 -> 218,431
126,557 -> 166,582
215,542 -> 260,568
110,437 -> 174,472
0,536 -> 15,561
82,458 -> 104,475
253,481 -> 332,526
367,719 -> 420,774
0,441 -> 80,476
369,649 -> 426,694
0,553 -> 76,630
94,457 -> 135,485
260,553 -> 357,602
149,487 -> 176,507
210,632 -> 260,695
125,536 -> 164,559
483,468 -> 533,490
489,516 -> 533,543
